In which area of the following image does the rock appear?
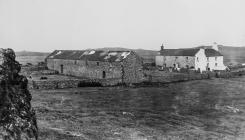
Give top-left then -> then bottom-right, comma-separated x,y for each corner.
0,48 -> 38,140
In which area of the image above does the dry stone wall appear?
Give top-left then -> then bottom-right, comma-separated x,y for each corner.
0,48 -> 38,140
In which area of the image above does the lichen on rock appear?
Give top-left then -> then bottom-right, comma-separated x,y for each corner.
0,48 -> 38,140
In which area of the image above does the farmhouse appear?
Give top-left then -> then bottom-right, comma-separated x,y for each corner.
155,44 -> 226,72
46,50 -> 144,84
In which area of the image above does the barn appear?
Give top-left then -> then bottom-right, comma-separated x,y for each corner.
45,50 -> 144,84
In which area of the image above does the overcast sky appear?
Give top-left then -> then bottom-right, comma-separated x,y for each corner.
0,0 -> 245,52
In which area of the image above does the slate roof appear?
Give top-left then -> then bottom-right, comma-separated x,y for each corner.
160,49 -> 200,56
205,49 -> 223,57
159,48 -> 223,57
46,50 -> 132,62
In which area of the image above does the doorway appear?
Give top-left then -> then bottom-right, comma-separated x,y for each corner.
60,65 -> 64,74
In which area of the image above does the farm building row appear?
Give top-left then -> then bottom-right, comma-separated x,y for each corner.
45,50 -> 144,84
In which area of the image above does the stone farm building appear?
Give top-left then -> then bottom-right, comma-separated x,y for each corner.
155,44 -> 226,72
46,50 -> 144,84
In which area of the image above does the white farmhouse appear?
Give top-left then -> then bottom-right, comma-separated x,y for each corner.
156,44 -> 226,72
205,49 -> 226,71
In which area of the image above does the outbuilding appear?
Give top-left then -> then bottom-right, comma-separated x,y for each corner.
46,50 -> 144,84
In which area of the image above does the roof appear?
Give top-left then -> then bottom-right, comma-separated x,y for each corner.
205,49 -> 223,57
46,50 -> 133,62
160,49 -> 200,56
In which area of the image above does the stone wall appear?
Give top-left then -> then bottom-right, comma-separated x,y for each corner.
46,52 -> 144,85
47,59 -> 122,79
29,78 -> 122,89
122,52 -> 144,84
0,48 -> 38,140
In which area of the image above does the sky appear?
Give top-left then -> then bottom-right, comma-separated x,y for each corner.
0,0 -> 245,52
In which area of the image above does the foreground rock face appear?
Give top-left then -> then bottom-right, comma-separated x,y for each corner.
0,49 -> 38,140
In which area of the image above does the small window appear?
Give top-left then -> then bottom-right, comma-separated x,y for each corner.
197,57 -> 199,62
207,63 -> 209,67
175,56 -> 178,59
215,57 -> 217,61
97,62 -> 99,66
215,63 -> 218,66
102,71 -> 106,78
207,57 -> 209,61
74,60 -> 77,65
186,57 -> 188,60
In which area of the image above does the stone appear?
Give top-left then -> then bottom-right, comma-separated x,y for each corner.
0,48 -> 38,140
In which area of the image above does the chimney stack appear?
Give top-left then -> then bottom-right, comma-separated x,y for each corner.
160,44 -> 164,51
212,42 -> 219,51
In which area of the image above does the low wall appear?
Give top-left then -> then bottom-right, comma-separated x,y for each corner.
29,79 -> 81,89
143,70 -> 245,84
28,78 -> 122,89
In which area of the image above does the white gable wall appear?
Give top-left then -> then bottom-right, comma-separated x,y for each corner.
194,49 -> 207,72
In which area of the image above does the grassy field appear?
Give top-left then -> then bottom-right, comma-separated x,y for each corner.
31,76 -> 245,140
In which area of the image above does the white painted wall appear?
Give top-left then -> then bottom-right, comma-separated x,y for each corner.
194,49 -> 207,72
155,48 -> 226,72
207,56 -> 226,70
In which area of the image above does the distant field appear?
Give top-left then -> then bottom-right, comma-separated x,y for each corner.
16,56 -> 47,65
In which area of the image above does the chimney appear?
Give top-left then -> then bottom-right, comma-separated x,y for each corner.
212,42 -> 219,51
160,44 -> 164,51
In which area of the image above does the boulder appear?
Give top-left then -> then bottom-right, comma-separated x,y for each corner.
0,48 -> 38,140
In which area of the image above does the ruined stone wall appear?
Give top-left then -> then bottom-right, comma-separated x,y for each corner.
0,48 -> 38,140
47,59 -> 122,79
122,52 -> 144,84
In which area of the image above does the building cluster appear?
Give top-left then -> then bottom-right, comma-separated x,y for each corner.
155,43 -> 226,72
46,43 -> 226,84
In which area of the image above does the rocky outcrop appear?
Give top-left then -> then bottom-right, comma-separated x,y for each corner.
0,49 -> 38,140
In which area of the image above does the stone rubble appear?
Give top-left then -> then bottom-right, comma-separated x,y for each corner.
0,48 -> 38,140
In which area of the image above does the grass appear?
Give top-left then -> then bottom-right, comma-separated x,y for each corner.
31,77 -> 245,140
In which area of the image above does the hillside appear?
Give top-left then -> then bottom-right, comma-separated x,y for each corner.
15,51 -> 50,56
96,47 -> 159,63
218,46 -> 245,65
15,46 -> 245,66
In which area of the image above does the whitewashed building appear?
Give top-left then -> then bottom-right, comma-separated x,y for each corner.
156,44 -> 226,72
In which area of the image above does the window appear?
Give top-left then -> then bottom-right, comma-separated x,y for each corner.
207,63 -> 209,67
186,57 -> 188,60
175,56 -> 178,59
60,65 -> 63,74
215,63 -> 218,66
215,57 -> 217,61
97,62 -> 99,66
102,71 -> 106,78
197,57 -> 199,62
207,57 -> 209,61
74,60 -> 77,65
